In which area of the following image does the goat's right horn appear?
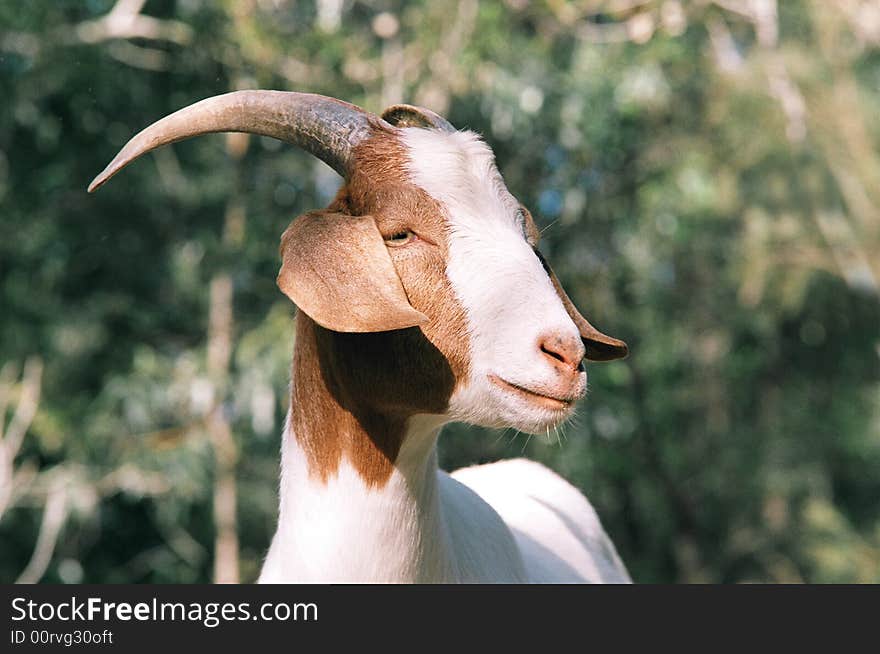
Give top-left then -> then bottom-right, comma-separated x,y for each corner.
88,90 -> 378,192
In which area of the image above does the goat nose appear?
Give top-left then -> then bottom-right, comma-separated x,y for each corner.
538,332 -> 586,372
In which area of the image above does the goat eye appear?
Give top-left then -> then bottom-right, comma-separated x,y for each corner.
385,230 -> 416,246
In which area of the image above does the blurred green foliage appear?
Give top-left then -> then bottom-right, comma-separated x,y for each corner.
1,0 -> 878,583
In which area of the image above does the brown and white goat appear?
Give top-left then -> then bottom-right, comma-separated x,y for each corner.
89,91 -> 631,583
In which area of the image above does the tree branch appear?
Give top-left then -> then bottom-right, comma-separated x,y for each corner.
15,478 -> 68,584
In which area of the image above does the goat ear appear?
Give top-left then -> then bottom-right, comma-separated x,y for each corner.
277,212 -> 428,333
535,251 -> 628,361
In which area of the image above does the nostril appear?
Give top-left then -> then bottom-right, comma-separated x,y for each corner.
538,333 -> 585,372
540,342 -> 566,364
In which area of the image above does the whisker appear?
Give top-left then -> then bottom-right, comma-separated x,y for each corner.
540,217 -> 561,235
493,428 -> 510,446
506,429 -> 521,448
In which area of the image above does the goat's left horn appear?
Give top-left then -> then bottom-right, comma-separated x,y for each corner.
88,90 -> 378,192
381,104 -> 456,132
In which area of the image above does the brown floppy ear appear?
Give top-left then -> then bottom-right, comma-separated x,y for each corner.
277,212 -> 428,333
535,250 -> 628,361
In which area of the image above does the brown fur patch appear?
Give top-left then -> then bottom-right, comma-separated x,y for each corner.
290,313 -> 454,488
286,125 -> 471,487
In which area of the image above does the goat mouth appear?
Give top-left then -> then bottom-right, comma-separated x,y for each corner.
487,374 -> 577,411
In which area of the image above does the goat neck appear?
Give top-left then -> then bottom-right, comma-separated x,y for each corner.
259,313 -> 459,583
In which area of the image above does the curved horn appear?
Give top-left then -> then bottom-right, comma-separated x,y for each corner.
88,90 -> 378,192
381,104 -> 456,132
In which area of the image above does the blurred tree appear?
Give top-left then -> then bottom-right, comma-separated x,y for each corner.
0,0 -> 877,583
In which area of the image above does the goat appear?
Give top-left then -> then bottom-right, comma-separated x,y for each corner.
89,91 -> 632,583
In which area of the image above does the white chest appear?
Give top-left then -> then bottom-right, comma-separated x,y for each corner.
258,429 -> 527,583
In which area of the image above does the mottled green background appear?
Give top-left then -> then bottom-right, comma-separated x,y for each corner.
1,0 -> 878,583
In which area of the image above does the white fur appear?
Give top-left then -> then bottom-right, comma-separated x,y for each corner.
259,416 -> 628,583
452,459 -> 630,582
401,128 -> 586,433
259,415 -> 529,583
259,127 -> 630,584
